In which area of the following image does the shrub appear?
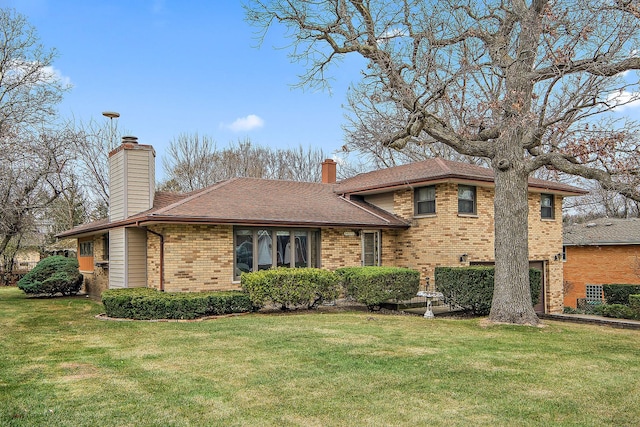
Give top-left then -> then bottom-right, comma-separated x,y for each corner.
434,266 -> 541,316
17,256 -> 83,297
101,288 -> 253,320
241,268 -> 340,310
602,284 -> 640,305
336,266 -> 420,311
628,294 -> 640,318
596,303 -> 638,320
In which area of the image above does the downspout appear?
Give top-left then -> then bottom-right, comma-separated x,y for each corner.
141,225 -> 165,292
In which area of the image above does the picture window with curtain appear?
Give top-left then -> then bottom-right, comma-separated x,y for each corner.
541,194 -> 554,219
414,186 -> 436,215
458,185 -> 476,214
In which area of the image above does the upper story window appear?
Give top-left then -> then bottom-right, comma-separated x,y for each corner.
541,194 -> 554,219
458,185 -> 476,215
414,186 -> 436,215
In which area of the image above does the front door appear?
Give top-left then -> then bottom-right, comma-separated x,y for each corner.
530,261 -> 545,313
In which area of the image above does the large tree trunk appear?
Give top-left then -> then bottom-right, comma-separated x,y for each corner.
489,157 -> 540,325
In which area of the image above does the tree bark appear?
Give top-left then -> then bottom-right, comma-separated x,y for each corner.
489,153 -> 539,325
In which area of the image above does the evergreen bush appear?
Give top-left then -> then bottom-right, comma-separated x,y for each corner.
434,266 -> 541,316
335,266 -> 420,311
241,267 -> 339,310
17,256 -> 83,297
602,284 -> 640,305
101,288 -> 253,320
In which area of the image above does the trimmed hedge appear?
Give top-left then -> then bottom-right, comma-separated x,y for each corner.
241,267 -> 340,310
17,256 -> 83,297
594,303 -> 638,320
101,288 -> 253,320
629,294 -> 640,315
602,284 -> 640,305
336,266 -> 420,311
434,266 -> 541,316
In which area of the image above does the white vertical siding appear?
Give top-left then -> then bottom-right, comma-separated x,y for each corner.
126,228 -> 147,287
125,150 -> 154,217
108,228 -> 125,288
109,153 -> 125,221
364,192 -> 395,213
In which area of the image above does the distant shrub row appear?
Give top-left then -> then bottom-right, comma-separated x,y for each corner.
101,288 -> 253,320
242,266 -> 420,311
434,266 -> 541,316
588,284 -> 640,320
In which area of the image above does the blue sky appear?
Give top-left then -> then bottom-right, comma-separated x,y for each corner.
3,0 -> 640,185
3,0 -> 363,181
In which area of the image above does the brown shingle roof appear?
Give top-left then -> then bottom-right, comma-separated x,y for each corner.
57,179 -> 409,238
149,178 -> 408,228
56,190 -> 194,238
564,217 -> 640,246
336,158 -> 586,195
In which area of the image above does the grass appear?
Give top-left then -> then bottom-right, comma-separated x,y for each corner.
1,287 -> 639,426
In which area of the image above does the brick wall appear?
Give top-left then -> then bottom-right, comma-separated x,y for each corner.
146,224 -> 237,292
374,183 -> 565,312
563,245 -> 640,308
320,228 -> 362,270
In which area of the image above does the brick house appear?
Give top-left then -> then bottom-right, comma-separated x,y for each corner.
58,137 -> 585,313
563,218 -> 640,308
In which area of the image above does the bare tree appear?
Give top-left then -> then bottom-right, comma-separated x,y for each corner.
68,116 -> 128,219
0,8 -> 72,263
161,135 -> 330,191
162,133 -> 219,192
0,126 -> 75,261
246,0 -> 640,325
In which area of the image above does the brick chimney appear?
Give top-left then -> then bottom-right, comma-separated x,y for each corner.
321,159 -> 337,184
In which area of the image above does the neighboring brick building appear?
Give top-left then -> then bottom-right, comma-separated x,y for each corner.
58,137 -> 584,313
563,218 -> 640,308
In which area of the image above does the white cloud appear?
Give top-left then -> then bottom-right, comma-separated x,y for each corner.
223,114 -> 265,132
607,90 -> 640,111
42,65 -> 72,87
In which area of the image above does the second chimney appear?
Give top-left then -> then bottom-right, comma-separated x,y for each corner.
321,159 -> 337,184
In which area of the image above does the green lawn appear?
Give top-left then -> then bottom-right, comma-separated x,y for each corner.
1,287 -> 639,427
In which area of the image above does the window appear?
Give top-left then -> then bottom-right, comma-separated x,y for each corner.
458,185 -> 476,214
541,194 -> 554,219
79,241 -> 93,257
362,231 -> 381,266
414,186 -> 436,215
234,228 -> 319,279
